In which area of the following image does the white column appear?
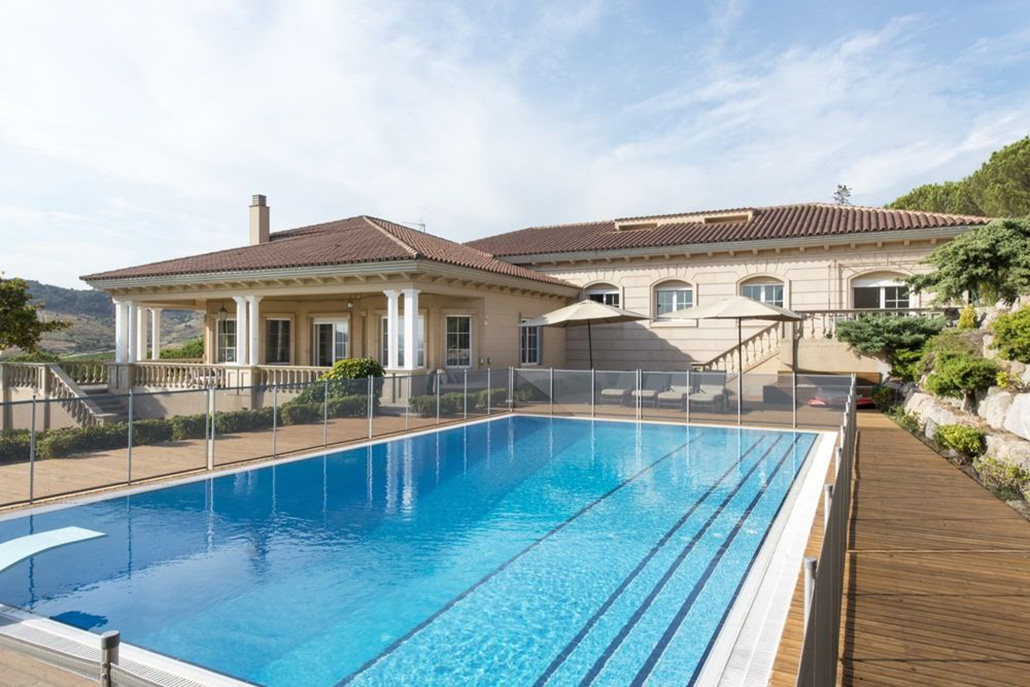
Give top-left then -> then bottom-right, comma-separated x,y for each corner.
114,300 -> 128,363
247,295 -> 262,366
233,296 -> 248,365
136,307 -> 148,360
384,289 -> 400,370
126,302 -> 138,363
150,308 -> 162,360
402,288 -> 420,370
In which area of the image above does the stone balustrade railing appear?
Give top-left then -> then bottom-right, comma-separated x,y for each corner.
695,322 -> 783,372
61,360 -> 109,386
130,362 -> 228,389
257,365 -> 329,387
796,307 -> 959,339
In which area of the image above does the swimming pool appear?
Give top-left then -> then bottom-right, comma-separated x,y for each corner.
0,416 -> 821,686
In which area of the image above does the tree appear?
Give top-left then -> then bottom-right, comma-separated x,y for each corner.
0,275 -> 70,353
906,218 -> 1030,304
888,137 -> 1030,216
833,184 -> 852,205
835,314 -> 946,380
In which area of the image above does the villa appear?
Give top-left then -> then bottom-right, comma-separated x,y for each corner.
79,195 -> 988,391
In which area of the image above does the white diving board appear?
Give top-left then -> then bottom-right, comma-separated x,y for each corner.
0,527 -> 106,574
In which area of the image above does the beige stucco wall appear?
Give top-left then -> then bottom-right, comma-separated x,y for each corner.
530,240 -> 939,371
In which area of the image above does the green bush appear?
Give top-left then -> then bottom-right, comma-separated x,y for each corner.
3,350 -> 61,362
925,353 -> 999,403
891,346 -> 926,383
132,419 -> 174,445
974,456 -> 1030,500
324,357 -> 384,380
171,414 -> 208,441
991,306 -> 1030,364
36,424 -> 128,459
280,401 -> 323,426
935,424 -> 986,460
871,385 -> 901,411
835,315 -> 946,380
887,407 -> 921,434
957,305 -> 978,330
215,408 -> 276,434
0,430 -> 32,463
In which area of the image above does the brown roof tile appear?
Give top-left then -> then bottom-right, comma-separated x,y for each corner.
464,203 -> 991,257
82,216 -> 573,288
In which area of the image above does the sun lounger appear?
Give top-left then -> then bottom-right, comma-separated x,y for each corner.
599,373 -> 636,405
689,372 -> 728,412
657,384 -> 692,409
630,374 -> 670,407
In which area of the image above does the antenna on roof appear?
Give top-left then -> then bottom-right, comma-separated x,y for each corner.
397,218 -> 427,232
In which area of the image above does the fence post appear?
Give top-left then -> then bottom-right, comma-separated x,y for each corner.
685,368 -> 691,423
323,379 -> 329,447
737,369 -> 742,426
405,375 -> 411,431
206,386 -> 216,470
463,369 -> 468,420
29,395 -> 36,503
272,384 -> 279,456
803,556 -> 817,634
508,366 -> 514,411
792,367 -> 798,429
367,375 -> 373,439
549,367 -> 554,416
486,368 -> 492,416
127,389 -> 134,484
591,368 -> 596,418
636,369 -> 642,420
436,371 -> 441,425
99,630 -> 120,687
823,483 -> 834,531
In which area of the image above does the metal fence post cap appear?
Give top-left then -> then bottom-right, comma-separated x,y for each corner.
100,630 -> 120,648
803,556 -> 818,573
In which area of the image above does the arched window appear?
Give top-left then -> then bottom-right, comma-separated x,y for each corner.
586,284 -> 620,308
740,277 -> 785,307
653,280 -> 693,317
852,272 -> 910,309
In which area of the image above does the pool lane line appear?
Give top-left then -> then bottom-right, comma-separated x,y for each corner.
579,434 -> 801,687
683,434 -> 817,687
531,435 -> 772,687
335,432 -> 704,686
629,434 -> 804,687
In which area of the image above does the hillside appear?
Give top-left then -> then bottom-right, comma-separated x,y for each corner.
887,136 -> 1030,217
25,281 -> 202,357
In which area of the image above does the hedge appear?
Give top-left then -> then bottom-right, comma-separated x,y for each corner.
408,388 -> 509,418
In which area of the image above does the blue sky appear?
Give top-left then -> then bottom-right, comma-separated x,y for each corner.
1,0 -> 1028,287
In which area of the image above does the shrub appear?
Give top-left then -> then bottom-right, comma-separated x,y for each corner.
891,346 -> 926,383
924,353 -> 999,405
935,424 -> 986,460
991,306 -> 1030,364
887,407 -> 921,434
172,414 -> 208,441
0,430 -> 32,463
279,401 -> 323,426
957,305 -> 978,330
36,424 -> 128,459
3,350 -> 61,362
974,456 -> 1030,500
835,315 -> 946,380
294,357 -> 384,405
215,408 -> 276,434
871,385 -> 901,411
132,419 -> 174,445
323,357 -> 385,380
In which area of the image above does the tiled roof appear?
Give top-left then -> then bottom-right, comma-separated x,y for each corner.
464,203 -> 991,257
82,216 -> 574,288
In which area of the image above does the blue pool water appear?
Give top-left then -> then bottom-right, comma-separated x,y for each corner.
0,417 -> 817,686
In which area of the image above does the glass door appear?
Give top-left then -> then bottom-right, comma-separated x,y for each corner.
313,320 -> 349,367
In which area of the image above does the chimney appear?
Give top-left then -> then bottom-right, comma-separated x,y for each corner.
249,194 -> 270,245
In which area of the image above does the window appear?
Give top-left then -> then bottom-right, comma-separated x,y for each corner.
313,320 -> 349,367
741,280 -> 784,307
520,325 -> 541,365
265,318 -> 291,364
380,315 -> 426,368
654,281 -> 693,317
586,284 -> 620,308
216,319 -> 236,363
445,315 -> 473,367
852,273 -> 910,309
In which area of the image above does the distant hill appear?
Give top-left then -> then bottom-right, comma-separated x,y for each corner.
887,136 -> 1030,217
23,281 -> 203,357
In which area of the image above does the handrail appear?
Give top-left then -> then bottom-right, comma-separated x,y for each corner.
693,322 -> 783,372
60,360 -> 108,386
257,365 -> 329,387
131,361 -> 227,389
796,307 -> 958,339
795,374 -> 857,686
46,365 -> 110,428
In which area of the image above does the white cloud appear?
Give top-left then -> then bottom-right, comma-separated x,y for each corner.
0,1 -> 1027,287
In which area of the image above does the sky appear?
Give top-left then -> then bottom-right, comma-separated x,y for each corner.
1,0 -> 1029,288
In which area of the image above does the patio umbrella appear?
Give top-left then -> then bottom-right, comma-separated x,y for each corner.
522,300 -> 648,369
667,296 -> 803,420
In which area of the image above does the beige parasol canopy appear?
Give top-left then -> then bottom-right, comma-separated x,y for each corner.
522,300 -> 649,368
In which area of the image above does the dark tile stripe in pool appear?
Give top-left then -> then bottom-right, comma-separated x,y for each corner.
630,434 -> 803,687
335,428 -> 704,686
579,434 -> 801,687
531,435 -> 771,687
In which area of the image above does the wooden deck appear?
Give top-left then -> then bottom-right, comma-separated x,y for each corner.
842,412 -> 1030,686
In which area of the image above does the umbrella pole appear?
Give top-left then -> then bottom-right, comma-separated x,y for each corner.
588,320 -> 593,369
737,319 -> 742,425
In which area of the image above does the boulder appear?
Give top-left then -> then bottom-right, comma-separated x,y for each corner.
905,392 -> 960,440
1004,394 -> 1030,442
978,388 -> 1014,430
986,434 -> 1030,472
